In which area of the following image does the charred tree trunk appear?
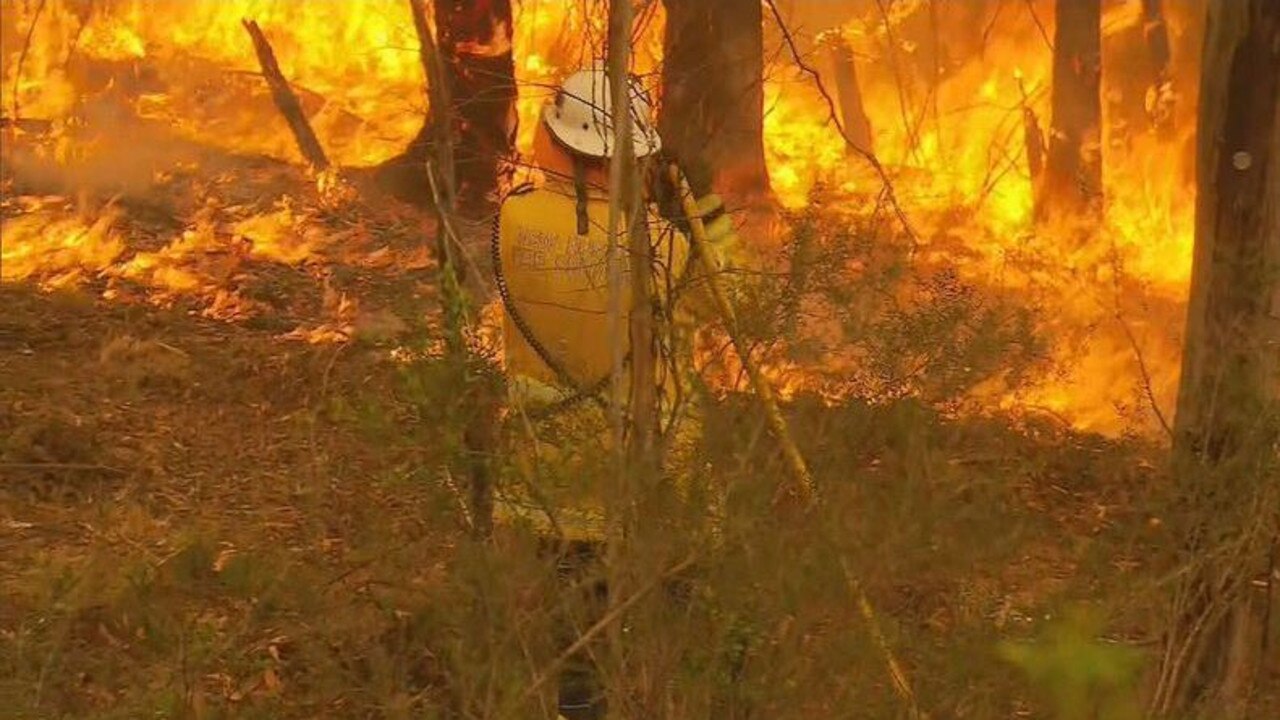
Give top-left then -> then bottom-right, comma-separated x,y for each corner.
659,0 -> 770,201
436,0 -> 516,216
1141,0 -> 1173,81
1041,0 -> 1103,219
404,0 -> 502,539
1154,1 -> 1280,717
1020,81 -> 1047,186
950,0 -> 991,65
1142,0 -> 1175,135
381,0 -> 516,216
826,33 -> 875,157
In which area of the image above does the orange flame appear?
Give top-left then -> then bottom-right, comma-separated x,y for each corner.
0,0 -> 1199,435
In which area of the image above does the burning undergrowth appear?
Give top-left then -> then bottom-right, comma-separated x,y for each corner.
1,101 -> 435,345
1,0 -> 1201,436
701,185 -> 1050,413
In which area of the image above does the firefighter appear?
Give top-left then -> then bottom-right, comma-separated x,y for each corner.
496,66 -> 669,412
492,67 -> 733,537
490,66 -> 734,719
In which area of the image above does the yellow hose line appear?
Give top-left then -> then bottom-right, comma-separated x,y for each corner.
667,165 -> 815,504
669,164 -> 922,718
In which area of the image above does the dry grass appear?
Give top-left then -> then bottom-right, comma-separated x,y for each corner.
0,279 -> 1178,719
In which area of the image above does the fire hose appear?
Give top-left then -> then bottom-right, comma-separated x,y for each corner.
490,211 -> 615,420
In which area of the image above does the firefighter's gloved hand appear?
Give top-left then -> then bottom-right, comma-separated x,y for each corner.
508,374 -> 570,407
690,193 -> 740,274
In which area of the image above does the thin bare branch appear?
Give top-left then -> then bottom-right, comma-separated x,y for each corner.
762,0 -> 920,245
606,0 -> 636,470
1115,310 -> 1175,440
518,552 -> 699,704
872,0 -> 921,161
1107,246 -> 1174,440
242,19 -> 330,171
10,0 -> 50,122
1023,0 -> 1055,52
842,558 -> 925,720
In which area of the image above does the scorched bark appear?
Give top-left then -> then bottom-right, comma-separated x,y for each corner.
659,0 -> 770,201
1156,1 -> 1280,717
382,0 -> 516,216
1042,0 -> 1103,218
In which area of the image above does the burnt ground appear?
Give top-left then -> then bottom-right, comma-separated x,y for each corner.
0,273 -> 1200,719
0,283 -> 464,716
1,116 -> 1276,718
0,112 -> 492,716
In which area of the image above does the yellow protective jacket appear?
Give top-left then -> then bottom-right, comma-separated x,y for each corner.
496,180 -> 691,404
493,178 -> 701,540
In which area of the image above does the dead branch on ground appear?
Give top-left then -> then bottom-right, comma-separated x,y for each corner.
242,19 -> 330,171
0,462 -> 126,475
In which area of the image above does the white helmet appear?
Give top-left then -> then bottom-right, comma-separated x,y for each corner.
542,67 -> 662,159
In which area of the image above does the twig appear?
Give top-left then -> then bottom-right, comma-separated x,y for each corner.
842,558 -> 925,720
436,465 -> 475,533
669,164 -> 814,505
1115,310 -> 1174,440
762,0 -> 919,246
424,162 -> 478,329
1022,0 -> 1055,52
872,0 -> 921,162
0,462 -> 126,475
672,220 -> 916,719
606,0 -> 637,480
1107,250 -> 1174,439
518,552 -> 698,704
981,0 -> 1008,55
242,19 -> 330,171
11,0 -> 49,122
926,0 -> 943,146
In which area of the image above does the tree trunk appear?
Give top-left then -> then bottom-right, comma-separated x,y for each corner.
1041,0 -> 1103,218
379,0 -> 516,215
659,0 -> 770,201
827,33 -> 875,157
949,0 -> 991,65
1154,1 -> 1280,717
1142,0 -> 1175,135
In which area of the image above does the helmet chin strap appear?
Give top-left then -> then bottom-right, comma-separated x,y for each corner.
571,154 -> 590,236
